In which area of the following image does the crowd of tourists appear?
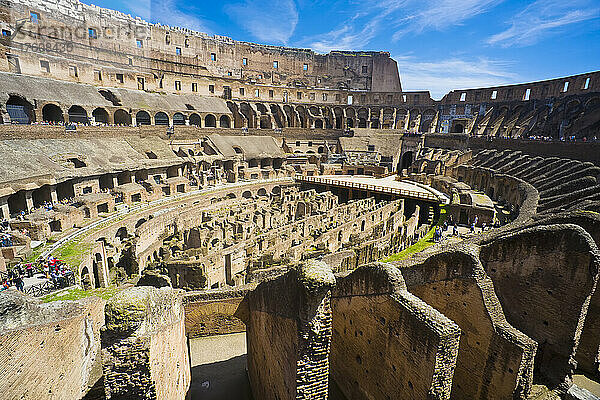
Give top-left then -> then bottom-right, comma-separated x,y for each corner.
1,255 -> 73,293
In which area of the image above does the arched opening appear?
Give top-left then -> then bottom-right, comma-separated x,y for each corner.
81,267 -> 92,290
358,118 -> 367,128
115,226 -> 128,241
227,193 -> 236,199
242,191 -> 252,199
135,218 -> 146,228
68,105 -> 89,124
220,115 -> 231,128
114,109 -> 131,125
452,123 -> 464,133
42,104 -> 64,123
314,119 -> 324,129
154,112 -> 169,126
347,118 -> 354,128
173,113 -> 186,125
189,113 -> 201,126
136,111 -> 151,126
205,114 -> 216,127
400,151 -> 413,171
92,107 -> 109,124
272,186 -> 281,195
371,120 -> 380,129
6,95 -> 34,124
257,188 -> 267,197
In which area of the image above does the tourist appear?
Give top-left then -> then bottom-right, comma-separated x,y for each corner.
25,263 -> 33,278
453,224 -> 458,236
14,275 -> 24,292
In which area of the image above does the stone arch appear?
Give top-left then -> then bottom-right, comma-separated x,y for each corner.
257,188 -> 267,197
92,107 -> 109,124
173,112 -> 186,125
114,109 -> 131,125
296,105 -> 308,128
68,105 -> 89,124
271,186 -> 281,195
283,105 -> 296,127
115,226 -> 128,241
42,103 -> 64,123
205,114 -> 216,128
242,190 -> 252,199
136,110 -> 151,126
452,123 -> 464,133
400,151 -> 414,171
584,97 -> 600,110
81,266 -> 92,290
6,95 -> 34,124
239,103 -> 256,128
154,112 -> 169,126
219,115 -> 231,128
189,113 -> 201,126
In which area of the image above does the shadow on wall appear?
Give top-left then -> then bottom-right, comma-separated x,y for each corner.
190,355 -> 252,400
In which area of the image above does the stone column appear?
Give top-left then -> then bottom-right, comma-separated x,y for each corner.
0,198 -> 9,219
25,191 -> 34,212
112,176 -> 119,188
50,186 -> 58,203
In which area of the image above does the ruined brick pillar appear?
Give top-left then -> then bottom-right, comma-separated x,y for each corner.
245,260 -> 335,400
101,287 -> 190,399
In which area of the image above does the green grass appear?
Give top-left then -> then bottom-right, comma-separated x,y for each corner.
52,240 -> 94,267
42,285 -> 122,303
383,207 -> 448,262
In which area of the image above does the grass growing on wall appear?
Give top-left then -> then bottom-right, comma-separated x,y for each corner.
42,285 -> 122,303
52,240 -> 94,268
383,206 -> 447,262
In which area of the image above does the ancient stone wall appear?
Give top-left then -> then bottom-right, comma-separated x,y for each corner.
403,250 -> 536,399
244,261 -> 335,400
0,292 -> 105,399
479,225 -> 599,388
330,264 -> 460,400
101,287 -> 190,399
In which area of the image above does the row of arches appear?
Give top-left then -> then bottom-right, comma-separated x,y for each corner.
2,96 -> 233,127
226,101 -> 438,131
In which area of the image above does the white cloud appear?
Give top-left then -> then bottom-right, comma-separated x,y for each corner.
392,0 -> 503,39
488,0 -> 600,47
126,0 -> 209,33
225,0 -> 298,45
302,0 -> 501,52
394,56 -> 520,99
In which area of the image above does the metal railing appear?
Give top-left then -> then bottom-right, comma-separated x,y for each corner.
23,273 -> 75,297
296,175 -> 439,201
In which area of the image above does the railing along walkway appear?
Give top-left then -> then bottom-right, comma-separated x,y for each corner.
296,175 -> 439,202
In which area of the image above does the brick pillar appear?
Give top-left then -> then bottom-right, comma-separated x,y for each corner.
102,287 -> 190,399
50,186 -> 58,203
25,191 -> 34,212
245,260 -> 335,400
0,198 -> 9,219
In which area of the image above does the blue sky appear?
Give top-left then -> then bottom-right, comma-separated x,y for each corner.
85,0 -> 600,99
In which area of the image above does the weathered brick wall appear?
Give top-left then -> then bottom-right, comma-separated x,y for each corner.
245,261 -> 335,400
403,250 -> 536,399
480,224 -> 600,388
101,287 -> 190,399
0,293 -> 105,399
330,264 -> 460,400
183,288 -> 251,338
